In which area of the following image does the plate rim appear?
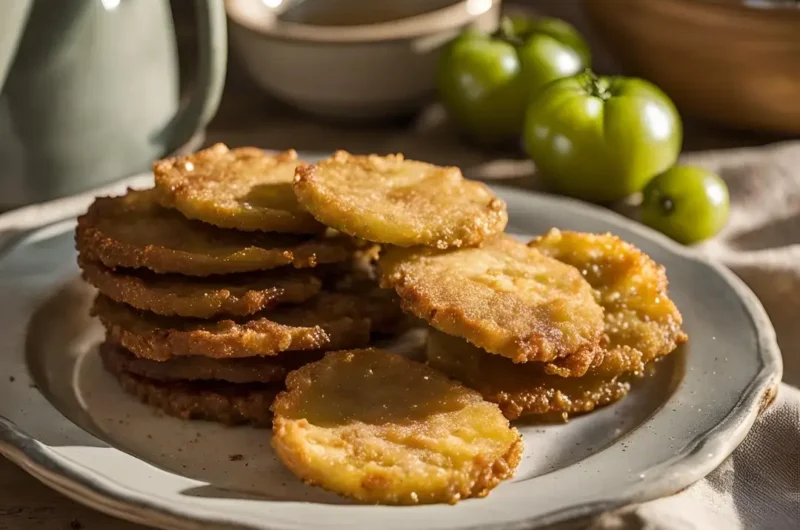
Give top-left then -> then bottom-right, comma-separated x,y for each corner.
0,173 -> 783,530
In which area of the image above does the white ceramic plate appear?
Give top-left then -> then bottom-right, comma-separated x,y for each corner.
0,170 -> 782,530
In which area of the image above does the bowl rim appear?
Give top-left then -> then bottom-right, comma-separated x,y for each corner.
224,0 -> 500,43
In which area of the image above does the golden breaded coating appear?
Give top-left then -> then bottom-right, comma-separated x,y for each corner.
101,342 -> 279,426
425,232 -> 686,420
379,236 -> 605,367
92,294 -> 371,361
426,330 -> 631,420
76,189 -> 351,276
528,229 -> 687,375
293,151 -> 507,249
154,144 -> 322,233
79,257 -> 322,319
271,349 -> 522,505
99,341 -> 323,384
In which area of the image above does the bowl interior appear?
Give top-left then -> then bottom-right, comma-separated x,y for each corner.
278,0 -> 463,26
225,0 -> 498,42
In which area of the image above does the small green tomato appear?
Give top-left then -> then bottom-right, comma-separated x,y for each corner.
641,165 -> 730,245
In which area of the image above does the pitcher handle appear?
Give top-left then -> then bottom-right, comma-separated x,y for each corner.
0,0 -> 33,93
160,0 -> 227,155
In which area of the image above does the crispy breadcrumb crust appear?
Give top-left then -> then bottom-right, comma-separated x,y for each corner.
426,330 -> 632,420
92,294 -> 371,361
154,144 -> 322,233
76,189 -> 351,276
528,229 -> 687,375
271,349 -> 522,504
293,151 -> 507,249
79,257 -> 322,319
379,236 -> 606,367
425,232 -> 686,420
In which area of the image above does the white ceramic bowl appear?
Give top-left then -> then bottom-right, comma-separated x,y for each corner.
225,0 -> 501,120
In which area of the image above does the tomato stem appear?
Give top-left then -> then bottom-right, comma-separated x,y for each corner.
581,69 -> 611,101
495,16 -> 524,46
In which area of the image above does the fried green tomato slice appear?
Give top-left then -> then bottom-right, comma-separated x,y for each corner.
153,144 -> 323,233
293,151 -> 507,248
528,229 -> 687,375
424,231 -> 687,420
92,293 -> 371,361
101,342 -> 280,427
426,330 -> 632,421
79,257 -> 322,319
271,349 -> 522,505
99,340 -> 324,384
76,189 -> 351,276
379,236 -> 605,368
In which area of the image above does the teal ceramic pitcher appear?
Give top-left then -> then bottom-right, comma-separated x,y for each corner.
0,0 -> 227,209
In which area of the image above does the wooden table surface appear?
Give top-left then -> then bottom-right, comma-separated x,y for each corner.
0,5 -> 784,527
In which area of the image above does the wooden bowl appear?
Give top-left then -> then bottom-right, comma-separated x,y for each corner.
583,0 -> 800,134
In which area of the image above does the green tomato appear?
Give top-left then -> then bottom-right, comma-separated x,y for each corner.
523,70 -> 682,202
641,166 -> 730,245
436,17 -> 590,144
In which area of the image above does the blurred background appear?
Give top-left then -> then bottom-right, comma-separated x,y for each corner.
1,0 -> 798,210
177,0 -> 798,156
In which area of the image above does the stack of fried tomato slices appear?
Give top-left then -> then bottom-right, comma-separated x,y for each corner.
76,144 -> 410,427
76,146 -> 686,506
